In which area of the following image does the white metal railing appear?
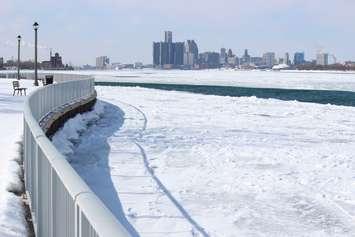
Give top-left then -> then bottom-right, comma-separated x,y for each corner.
0,71 -> 90,83
23,76 -> 131,237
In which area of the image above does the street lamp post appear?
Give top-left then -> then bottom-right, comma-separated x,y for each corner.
33,22 -> 39,86
17,35 -> 21,80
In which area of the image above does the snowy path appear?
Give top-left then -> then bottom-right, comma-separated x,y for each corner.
118,100 -> 209,236
53,100 -> 206,236
54,85 -> 355,236
0,79 -> 35,237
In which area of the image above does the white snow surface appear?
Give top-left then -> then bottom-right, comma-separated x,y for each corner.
41,69 -> 355,92
53,84 -> 355,237
0,79 -> 35,237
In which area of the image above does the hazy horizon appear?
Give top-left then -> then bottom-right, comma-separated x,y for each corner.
0,0 -> 354,65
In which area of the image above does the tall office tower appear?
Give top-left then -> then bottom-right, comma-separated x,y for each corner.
161,42 -> 171,65
184,40 -> 199,66
293,52 -> 305,65
241,49 -> 251,65
0,57 -> 3,69
173,42 -> 184,66
153,42 -> 161,66
153,31 -> 186,68
262,52 -> 276,68
227,49 -> 234,57
316,53 -> 329,66
165,31 -> 173,43
220,48 -> 227,64
96,56 -> 110,69
284,53 -> 290,65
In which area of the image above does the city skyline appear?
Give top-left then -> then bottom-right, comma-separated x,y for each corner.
0,0 -> 355,65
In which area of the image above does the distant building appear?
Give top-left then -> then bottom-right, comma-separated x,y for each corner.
153,42 -> 162,65
41,60 -> 52,69
134,62 -> 143,69
345,61 -> 355,67
0,57 -> 4,69
227,56 -> 237,67
96,56 -> 110,69
294,52 -> 305,65
279,58 -> 284,65
183,40 -> 198,68
81,64 -> 96,70
250,57 -> 263,67
160,42 -> 173,67
316,53 -> 329,66
153,31 -> 185,69
41,51 -> 64,70
51,52 -> 64,69
174,42 -> 184,67
226,49 -> 237,67
262,52 -> 276,68
284,53 -> 291,65
165,31 -> 172,43
184,52 -> 194,67
199,52 -> 220,69
227,49 -> 233,57
240,49 -> 251,65
220,48 -> 227,65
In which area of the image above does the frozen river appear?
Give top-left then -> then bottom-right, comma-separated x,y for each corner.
53,77 -> 355,236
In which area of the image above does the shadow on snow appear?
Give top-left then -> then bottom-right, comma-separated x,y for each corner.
70,100 -> 140,237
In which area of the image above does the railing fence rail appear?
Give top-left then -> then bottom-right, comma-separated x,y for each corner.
23,75 -> 131,237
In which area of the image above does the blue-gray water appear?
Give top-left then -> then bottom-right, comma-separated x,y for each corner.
95,81 -> 355,107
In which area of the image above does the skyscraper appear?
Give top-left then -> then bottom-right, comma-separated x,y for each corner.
262,52 -> 276,68
284,53 -> 290,65
165,31 -> 172,43
184,40 -> 199,67
294,52 -> 305,65
316,53 -> 329,66
174,42 -> 184,66
153,42 -> 161,65
220,48 -> 227,65
241,49 -> 251,65
153,31 -> 185,68
96,56 -> 110,69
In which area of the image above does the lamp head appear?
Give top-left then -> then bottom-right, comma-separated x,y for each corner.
33,22 -> 39,30
17,35 -> 21,40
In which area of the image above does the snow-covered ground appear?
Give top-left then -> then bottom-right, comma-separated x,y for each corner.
53,83 -> 355,237
39,69 -> 355,92
92,69 -> 355,92
0,78 -> 35,237
11,69 -> 355,92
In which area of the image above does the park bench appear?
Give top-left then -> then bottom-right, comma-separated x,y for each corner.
12,80 -> 27,96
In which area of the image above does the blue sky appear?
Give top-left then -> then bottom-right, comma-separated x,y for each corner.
0,0 -> 354,65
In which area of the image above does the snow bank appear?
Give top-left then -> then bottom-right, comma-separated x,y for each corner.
0,79 -> 35,237
52,101 -> 105,161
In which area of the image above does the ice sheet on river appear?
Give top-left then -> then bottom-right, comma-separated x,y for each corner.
53,86 -> 355,236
